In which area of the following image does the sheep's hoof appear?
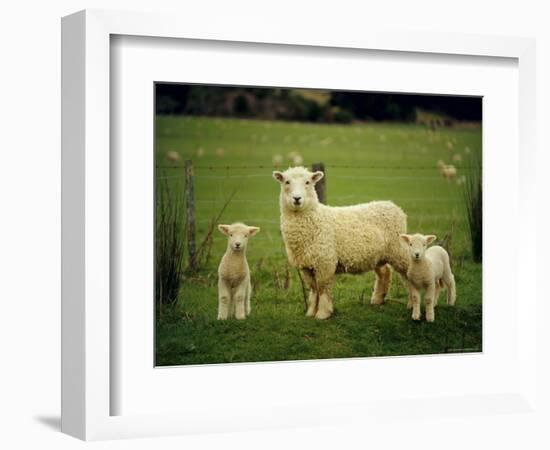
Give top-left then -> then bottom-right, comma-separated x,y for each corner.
411,312 -> 421,321
370,295 -> 385,305
305,307 -> 316,317
426,314 -> 435,323
314,310 -> 332,320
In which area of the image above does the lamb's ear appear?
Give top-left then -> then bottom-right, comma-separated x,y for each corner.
248,226 -> 260,237
218,224 -> 231,236
311,171 -> 324,184
399,234 -> 411,244
272,171 -> 284,183
425,235 -> 437,245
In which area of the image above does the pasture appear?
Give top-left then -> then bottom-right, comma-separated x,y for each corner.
155,116 -> 482,366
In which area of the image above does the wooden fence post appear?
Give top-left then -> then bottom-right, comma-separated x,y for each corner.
312,162 -> 326,204
184,160 -> 197,270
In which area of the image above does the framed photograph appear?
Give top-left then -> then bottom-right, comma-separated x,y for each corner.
152,83 -> 482,367
62,9 -> 537,440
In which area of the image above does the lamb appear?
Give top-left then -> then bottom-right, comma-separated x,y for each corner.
273,166 -> 410,320
400,233 -> 456,322
217,222 -> 260,320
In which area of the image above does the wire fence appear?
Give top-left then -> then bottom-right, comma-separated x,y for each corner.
157,164 -> 478,170
157,160 -> 469,269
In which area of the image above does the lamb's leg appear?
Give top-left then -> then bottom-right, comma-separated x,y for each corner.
434,281 -> 441,307
245,278 -> 252,316
300,268 -> 318,317
425,283 -> 436,322
410,284 -> 421,321
407,290 -> 413,309
371,264 -> 392,305
233,282 -> 247,320
445,273 -> 456,306
217,279 -> 231,320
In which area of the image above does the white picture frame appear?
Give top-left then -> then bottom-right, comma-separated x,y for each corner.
61,9 -> 537,441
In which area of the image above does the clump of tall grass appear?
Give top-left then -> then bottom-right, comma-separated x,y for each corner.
463,152 -> 482,262
156,177 -> 186,306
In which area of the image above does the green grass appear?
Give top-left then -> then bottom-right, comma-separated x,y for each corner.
155,116 -> 482,366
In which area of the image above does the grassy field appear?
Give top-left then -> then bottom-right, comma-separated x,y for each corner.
155,116 -> 482,366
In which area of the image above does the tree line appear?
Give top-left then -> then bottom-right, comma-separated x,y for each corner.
155,84 -> 481,123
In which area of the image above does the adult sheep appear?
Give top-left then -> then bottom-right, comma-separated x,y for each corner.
273,166 -> 410,319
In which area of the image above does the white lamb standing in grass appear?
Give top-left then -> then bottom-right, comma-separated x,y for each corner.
273,166 -> 410,320
400,233 -> 456,322
217,223 -> 260,320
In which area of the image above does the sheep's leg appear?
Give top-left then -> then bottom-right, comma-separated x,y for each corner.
425,283 -> 436,322
410,285 -> 421,321
233,282 -> 247,320
315,277 -> 335,320
217,279 -> 231,320
300,268 -> 318,317
397,273 -> 413,309
306,291 -> 318,317
315,290 -> 332,320
245,278 -> 252,316
371,264 -> 392,305
388,245 -> 412,307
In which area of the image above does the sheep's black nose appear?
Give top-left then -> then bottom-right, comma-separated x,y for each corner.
235,243 -> 241,248
293,196 -> 302,203
415,253 -> 419,258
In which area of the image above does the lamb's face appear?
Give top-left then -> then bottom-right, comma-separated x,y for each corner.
272,166 -> 324,212
218,222 -> 260,252
400,233 -> 437,261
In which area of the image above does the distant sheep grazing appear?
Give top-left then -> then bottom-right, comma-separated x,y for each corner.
217,223 -> 260,320
166,150 -> 181,162
400,233 -> 456,322
442,164 -> 457,181
272,153 -> 284,167
273,166 -> 410,320
437,160 -> 457,181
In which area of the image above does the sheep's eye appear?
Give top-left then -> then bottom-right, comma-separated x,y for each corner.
306,181 -> 310,185
410,244 -> 412,247
230,234 -> 233,237
285,181 -> 290,185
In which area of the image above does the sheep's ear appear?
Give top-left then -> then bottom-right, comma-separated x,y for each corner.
272,171 -> 285,183
425,235 -> 437,245
218,224 -> 231,236
311,171 -> 324,184
248,226 -> 260,237
399,234 -> 411,244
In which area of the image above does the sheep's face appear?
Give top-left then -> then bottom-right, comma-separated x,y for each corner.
218,222 -> 260,252
272,166 -> 324,212
400,233 -> 437,261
